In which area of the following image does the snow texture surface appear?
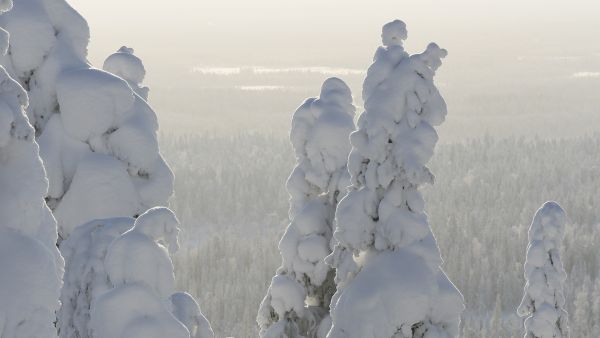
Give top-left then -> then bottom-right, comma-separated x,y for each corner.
0,22 -> 63,336
89,207 -> 213,338
0,0 -> 173,239
325,20 -> 463,338
517,201 -> 569,338
103,46 -> 149,100
58,217 -> 135,338
258,77 -> 355,338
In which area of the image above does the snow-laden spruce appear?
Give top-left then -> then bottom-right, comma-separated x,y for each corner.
89,207 -> 214,338
517,201 -> 569,338
258,77 -> 356,338
0,0 -> 173,239
0,6 -> 63,334
325,20 -> 463,338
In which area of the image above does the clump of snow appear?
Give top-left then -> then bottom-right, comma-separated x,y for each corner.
58,217 -> 135,338
325,20 -> 463,338
0,32 -> 63,336
87,207 -> 213,338
170,292 -> 215,338
381,19 -> 407,47
104,207 -> 180,298
90,283 -> 190,338
258,78 -> 355,337
0,0 -> 173,239
0,0 -> 89,131
517,201 -> 569,338
103,46 -> 149,99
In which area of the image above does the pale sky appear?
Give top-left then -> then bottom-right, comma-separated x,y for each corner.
66,0 -> 600,139
70,0 -> 600,71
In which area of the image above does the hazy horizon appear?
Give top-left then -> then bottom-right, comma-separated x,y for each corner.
67,0 -> 600,141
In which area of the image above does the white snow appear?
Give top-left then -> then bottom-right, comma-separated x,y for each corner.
517,201 -> 569,338
329,251 -> 463,338
326,20 -> 463,338
90,283 -> 190,338
0,0 -> 173,239
87,207 -> 213,338
104,207 -> 180,298
258,77 -> 355,337
170,292 -> 214,338
103,46 -> 149,100
58,217 -> 135,338
0,15 -> 63,335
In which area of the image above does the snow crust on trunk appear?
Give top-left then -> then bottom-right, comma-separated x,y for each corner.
258,78 -> 355,338
517,201 -> 569,338
325,20 -> 464,338
0,0 -> 173,239
88,207 -> 213,338
0,7 -> 63,334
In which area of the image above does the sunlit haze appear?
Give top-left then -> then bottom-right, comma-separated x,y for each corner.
70,0 -> 600,139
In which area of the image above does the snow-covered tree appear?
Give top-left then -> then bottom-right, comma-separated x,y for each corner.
0,0 -> 173,240
517,201 -> 568,338
0,5 -> 63,334
89,207 -> 213,338
325,20 -> 463,338
257,77 -> 355,338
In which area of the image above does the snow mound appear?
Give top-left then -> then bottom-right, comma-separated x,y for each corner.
518,201 -> 569,338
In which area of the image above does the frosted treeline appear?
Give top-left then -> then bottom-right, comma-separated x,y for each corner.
167,133 -> 600,337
